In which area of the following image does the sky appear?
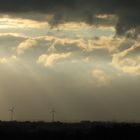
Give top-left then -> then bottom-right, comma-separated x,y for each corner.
0,0 -> 140,122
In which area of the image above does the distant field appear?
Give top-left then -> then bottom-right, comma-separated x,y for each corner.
0,121 -> 140,139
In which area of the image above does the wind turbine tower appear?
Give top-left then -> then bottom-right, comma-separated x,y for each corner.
50,109 -> 56,122
9,107 -> 15,121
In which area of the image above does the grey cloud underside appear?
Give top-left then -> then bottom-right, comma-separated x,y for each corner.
0,35 -> 27,56
0,0 -> 140,35
0,34 -> 113,63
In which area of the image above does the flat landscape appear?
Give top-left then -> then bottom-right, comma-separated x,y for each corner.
0,121 -> 140,139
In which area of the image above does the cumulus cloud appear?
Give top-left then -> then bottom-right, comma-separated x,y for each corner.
112,42 -> 140,75
0,32 -> 125,71
88,36 -> 124,52
92,68 -> 111,85
17,39 -> 37,54
37,53 -> 71,67
14,34 -> 123,65
47,38 -> 88,53
12,34 -> 127,67
39,35 -> 123,54
0,55 -> 17,64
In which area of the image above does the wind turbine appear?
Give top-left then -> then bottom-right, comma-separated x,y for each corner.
9,107 -> 15,121
50,108 -> 56,122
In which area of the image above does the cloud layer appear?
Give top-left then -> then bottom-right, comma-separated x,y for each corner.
0,0 -> 140,36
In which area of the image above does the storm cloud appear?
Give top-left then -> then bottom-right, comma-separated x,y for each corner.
0,0 -> 139,35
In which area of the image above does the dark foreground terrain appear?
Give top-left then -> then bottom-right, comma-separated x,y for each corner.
0,121 -> 140,139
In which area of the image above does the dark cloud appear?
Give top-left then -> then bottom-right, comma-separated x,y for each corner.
0,0 -> 140,35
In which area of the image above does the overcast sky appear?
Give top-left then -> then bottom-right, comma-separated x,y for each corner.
0,0 -> 140,122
